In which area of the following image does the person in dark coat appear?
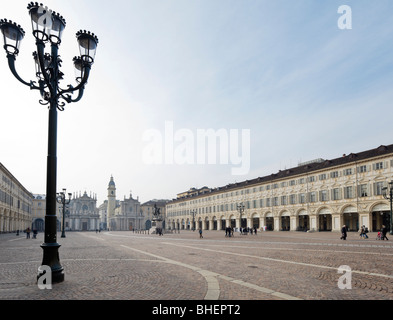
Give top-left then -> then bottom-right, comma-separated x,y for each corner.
381,225 -> 389,240
340,225 -> 347,240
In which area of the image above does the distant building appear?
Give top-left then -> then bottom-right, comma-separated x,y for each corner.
31,194 -> 62,232
68,191 -> 100,231
98,200 -> 108,230
167,144 -> 393,233
106,176 -> 143,231
0,163 -> 33,233
141,199 -> 169,230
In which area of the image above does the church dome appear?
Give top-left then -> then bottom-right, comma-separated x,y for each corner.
108,175 -> 116,187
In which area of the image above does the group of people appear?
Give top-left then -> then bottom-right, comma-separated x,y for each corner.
23,228 -> 38,239
377,225 -> 389,240
340,224 -> 389,241
223,226 -> 259,237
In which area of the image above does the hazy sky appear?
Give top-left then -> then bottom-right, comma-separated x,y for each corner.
1,0 -> 393,205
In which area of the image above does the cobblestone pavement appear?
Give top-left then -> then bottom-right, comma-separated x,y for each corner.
0,230 -> 392,301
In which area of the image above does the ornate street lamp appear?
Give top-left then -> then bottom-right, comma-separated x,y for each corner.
382,181 -> 393,235
56,189 -> 72,238
0,2 -> 98,284
237,203 -> 245,231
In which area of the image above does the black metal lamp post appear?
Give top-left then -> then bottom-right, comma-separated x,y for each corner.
237,203 -> 245,231
56,189 -> 72,238
382,181 -> 393,235
0,3 -> 98,284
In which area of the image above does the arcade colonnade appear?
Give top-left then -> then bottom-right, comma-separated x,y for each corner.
0,163 -> 33,233
166,145 -> 393,233
167,201 -> 390,232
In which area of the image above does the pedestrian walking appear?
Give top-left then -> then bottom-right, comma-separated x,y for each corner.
199,228 -> 203,238
381,225 -> 389,240
340,225 -> 347,240
359,225 -> 368,239
26,227 -> 31,239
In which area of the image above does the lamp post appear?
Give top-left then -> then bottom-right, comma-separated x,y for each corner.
0,3 -> 98,284
56,189 -> 72,238
382,181 -> 393,235
237,203 -> 245,231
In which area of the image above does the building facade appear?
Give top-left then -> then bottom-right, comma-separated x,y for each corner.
31,194 -> 62,232
98,200 -> 108,230
106,176 -> 144,231
166,145 -> 393,233
0,163 -> 33,233
141,199 -> 169,230
68,191 -> 100,231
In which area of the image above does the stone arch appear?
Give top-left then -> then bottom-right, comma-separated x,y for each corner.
263,211 -> 274,231
316,207 -> 333,231
341,205 -> 359,231
369,201 -> 390,232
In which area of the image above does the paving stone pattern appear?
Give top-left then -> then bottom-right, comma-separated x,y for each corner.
0,230 -> 392,300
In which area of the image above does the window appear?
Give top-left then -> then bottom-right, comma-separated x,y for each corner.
374,162 -> 384,170
320,190 -> 328,201
289,180 -> 296,186
309,192 -> 317,203
281,196 -> 287,206
332,188 -> 341,200
358,165 -> 367,173
374,182 -> 384,196
330,171 -> 338,178
289,194 -> 297,205
319,174 -> 326,181
359,184 -> 368,197
273,197 -> 279,206
298,178 -> 305,184
266,198 -> 271,207
299,193 -> 306,204
308,176 -> 315,183
344,186 -> 353,199
343,168 -> 352,176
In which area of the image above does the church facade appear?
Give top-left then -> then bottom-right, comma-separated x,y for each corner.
106,176 -> 144,231
68,191 -> 100,231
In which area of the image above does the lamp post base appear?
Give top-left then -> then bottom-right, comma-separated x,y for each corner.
38,242 -> 65,284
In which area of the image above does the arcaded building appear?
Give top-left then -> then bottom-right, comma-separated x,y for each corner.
0,163 -> 33,233
166,144 -> 393,233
